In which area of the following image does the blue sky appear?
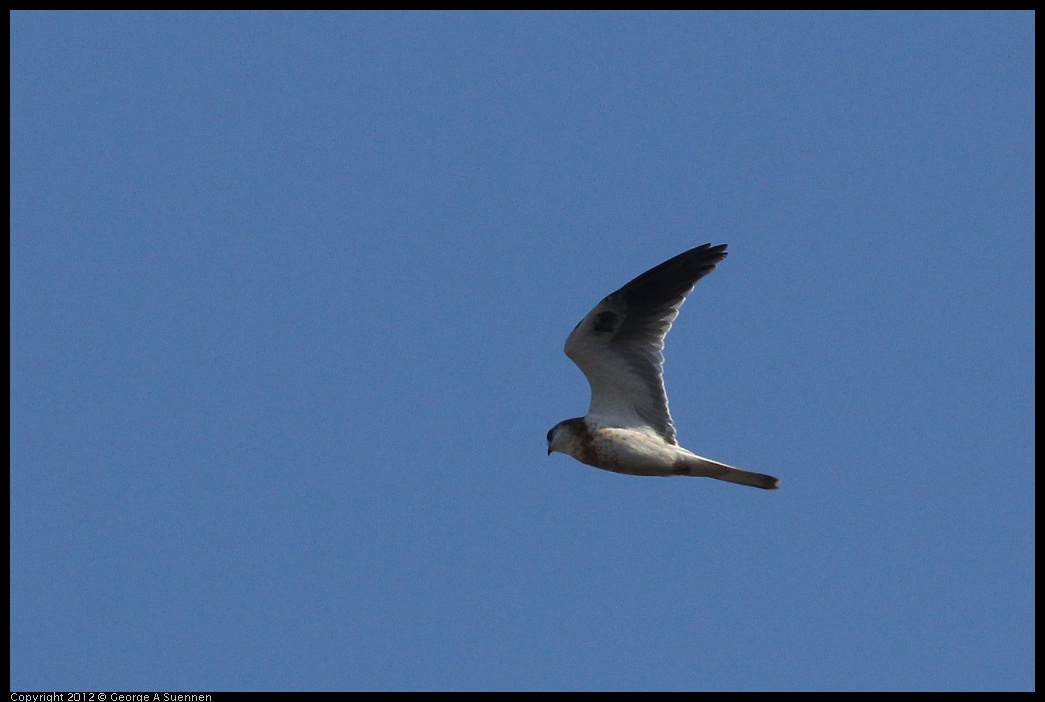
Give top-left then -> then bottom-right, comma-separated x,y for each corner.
10,11 -> 1034,691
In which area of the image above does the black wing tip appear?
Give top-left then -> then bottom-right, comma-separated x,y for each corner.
687,242 -> 728,262
615,242 -> 729,301
646,242 -> 729,275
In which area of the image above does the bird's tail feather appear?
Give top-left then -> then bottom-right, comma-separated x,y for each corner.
679,454 -> 780,490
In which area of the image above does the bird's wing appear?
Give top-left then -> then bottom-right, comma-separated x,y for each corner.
564,243 -> 727,444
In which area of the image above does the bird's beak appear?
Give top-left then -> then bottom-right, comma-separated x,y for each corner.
547,446 -> 552,456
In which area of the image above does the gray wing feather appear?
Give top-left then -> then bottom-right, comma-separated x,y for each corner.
564,243 -> 728,443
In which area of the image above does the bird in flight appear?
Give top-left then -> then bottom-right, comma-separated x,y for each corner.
547,243 -> 780,490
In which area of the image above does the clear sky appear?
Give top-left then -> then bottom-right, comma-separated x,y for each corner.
10,11 -> 1034,692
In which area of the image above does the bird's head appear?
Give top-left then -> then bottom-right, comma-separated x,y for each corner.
546,420 -> 575,456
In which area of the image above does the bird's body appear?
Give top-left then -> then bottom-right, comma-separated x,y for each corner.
547,243 -> 780,490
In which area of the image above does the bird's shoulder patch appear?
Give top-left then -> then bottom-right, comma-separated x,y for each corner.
592,310 -> 619,333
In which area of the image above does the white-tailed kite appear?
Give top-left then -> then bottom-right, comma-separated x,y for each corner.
547,243 -> 780,490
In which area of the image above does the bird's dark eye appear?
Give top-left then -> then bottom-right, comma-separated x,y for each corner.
546,428 -> 555,443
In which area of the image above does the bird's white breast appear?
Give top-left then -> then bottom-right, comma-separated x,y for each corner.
585,421 -> 682,476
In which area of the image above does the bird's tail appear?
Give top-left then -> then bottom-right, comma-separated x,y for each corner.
678,453 -> 780,490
